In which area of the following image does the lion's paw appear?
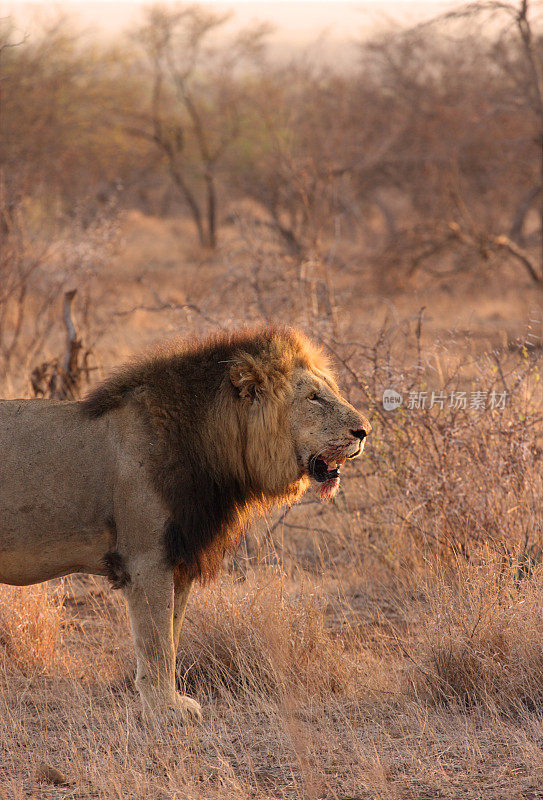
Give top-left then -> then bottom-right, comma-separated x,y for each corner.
173,694 -> 202,723
140,688 -> 202,725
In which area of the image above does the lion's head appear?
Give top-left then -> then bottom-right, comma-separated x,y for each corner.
228,328 -> 371,501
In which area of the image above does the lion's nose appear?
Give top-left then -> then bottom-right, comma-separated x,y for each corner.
351,428 -> 369,440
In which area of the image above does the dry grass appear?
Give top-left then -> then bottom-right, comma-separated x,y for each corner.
1,213 -> 543,799
410,558 -> 543,713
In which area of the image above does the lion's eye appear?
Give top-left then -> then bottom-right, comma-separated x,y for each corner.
308,393 -> 322,403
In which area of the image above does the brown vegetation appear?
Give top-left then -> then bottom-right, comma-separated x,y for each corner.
1,1 -> 543,797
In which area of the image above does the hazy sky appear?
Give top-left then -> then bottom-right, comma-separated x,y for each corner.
3,1 -> 459,40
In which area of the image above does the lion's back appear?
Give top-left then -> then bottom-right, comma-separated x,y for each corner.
0,399 -> 108,486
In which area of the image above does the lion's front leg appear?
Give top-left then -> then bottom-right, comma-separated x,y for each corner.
122,558 -> 201,723
173,570 -> 193,652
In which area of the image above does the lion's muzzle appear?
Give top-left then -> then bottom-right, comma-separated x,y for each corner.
308,427 -> 369,500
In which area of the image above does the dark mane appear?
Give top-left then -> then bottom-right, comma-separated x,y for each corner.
82,326 -> 288,419
81,326 -> 314,581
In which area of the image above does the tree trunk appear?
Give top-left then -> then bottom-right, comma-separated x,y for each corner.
204,171 -> 217,249
169,167 -> 206,247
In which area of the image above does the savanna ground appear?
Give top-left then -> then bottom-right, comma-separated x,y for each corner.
1,207 -> 542,800
2,2 -> 543,797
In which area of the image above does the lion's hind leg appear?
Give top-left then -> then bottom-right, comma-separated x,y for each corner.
122,556 -> 201,723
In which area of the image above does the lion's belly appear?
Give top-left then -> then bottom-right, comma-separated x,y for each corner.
0,536 -> 112,585
0,399 -> 115,586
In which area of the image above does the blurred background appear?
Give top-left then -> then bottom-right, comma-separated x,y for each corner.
2,0 -> 542,399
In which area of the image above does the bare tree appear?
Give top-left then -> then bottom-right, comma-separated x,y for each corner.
496,0 -> 543,276
433,0 -> 543,283
132,5 -> 268,248
0,15 -> 146,220
231,57 -> 405,260
0,182 -> 57,383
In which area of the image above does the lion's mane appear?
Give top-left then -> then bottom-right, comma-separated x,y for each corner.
82,327 -> 328,582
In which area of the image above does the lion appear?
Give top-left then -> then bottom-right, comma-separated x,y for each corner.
0,326 -> 370,722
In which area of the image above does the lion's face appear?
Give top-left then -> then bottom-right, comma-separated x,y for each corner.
228,332 -> 371,501
288,366 -> 371,500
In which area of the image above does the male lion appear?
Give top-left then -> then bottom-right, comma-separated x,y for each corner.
0,327 -> 370,721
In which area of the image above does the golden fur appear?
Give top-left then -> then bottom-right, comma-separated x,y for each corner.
0,326 -> 370,722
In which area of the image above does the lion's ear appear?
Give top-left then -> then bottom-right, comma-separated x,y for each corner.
229,354 -> 267,401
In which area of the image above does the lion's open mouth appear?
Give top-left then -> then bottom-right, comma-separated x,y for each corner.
309,456 -> 345,483
308,456 -> 346,500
